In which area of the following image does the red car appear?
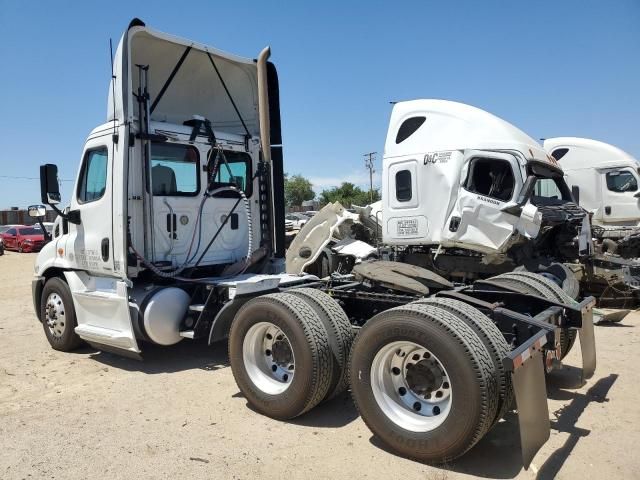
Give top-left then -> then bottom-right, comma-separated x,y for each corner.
0,225 -> 46,252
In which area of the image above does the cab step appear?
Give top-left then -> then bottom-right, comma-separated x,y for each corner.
179,330 -> 195,339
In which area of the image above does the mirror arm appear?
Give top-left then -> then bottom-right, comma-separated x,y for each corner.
35,218 -> 52,242
47,203 -> 81,225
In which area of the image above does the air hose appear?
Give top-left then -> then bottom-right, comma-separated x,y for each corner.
129,147 -> 253,279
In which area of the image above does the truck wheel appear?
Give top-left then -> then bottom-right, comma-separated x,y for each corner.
414,298 -> 513,426
350,303 -> 498,463
516,263 -> 580,299
288,288 -> 354,400
489,273 -> 577,360
41,277 -> 83,351
229,292 -> 333,419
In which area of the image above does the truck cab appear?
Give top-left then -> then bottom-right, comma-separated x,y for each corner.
32,19 -> 287,356
544,137 -> 640,226
381,100 -> 583,259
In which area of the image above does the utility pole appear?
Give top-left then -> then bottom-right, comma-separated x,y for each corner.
363,152 -> 377,203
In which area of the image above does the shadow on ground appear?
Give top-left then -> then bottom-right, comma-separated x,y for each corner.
368,373 -> 619,479
88,339 -> 229,374
238,390 -> 360,429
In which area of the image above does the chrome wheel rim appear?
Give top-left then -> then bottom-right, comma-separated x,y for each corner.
371,341 -> 452,432
45,293 -> 66,338
242,322 -> 295,395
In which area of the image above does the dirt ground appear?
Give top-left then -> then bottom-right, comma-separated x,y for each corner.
1,251 -> 639,480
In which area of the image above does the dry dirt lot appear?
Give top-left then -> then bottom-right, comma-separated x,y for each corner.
1,251 -> 639,479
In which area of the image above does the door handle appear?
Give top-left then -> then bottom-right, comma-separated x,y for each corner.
604,206 -> 611,215
101,238 -> 110,262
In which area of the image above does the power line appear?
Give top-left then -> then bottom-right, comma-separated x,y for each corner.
0,175 -> 74,182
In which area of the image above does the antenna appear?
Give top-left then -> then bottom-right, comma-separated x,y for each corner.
110,38 -> 119,144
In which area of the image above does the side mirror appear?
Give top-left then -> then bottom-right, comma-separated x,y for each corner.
28,205 -> 47,218
40,164 -> 61,205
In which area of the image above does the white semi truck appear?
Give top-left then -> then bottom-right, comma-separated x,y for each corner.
291,104 -> 640,304
544,137 -> 640,227
32,19 -> 597,467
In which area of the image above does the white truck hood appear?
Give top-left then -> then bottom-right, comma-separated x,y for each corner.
108,19 -> 261,137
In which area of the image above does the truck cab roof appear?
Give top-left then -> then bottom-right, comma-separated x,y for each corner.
543,137 -> 639,171
107,19 -> 262,139
385,99 -> 559,172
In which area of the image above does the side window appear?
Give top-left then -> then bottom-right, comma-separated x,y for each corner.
396,170 -> 412,202
550,148 -> 569,161
464,158 -> 515,202
213,151 -> 252,196
54,224 -> 60,238
6,228 -> 16,236
77,148 -> 108,203
151,143 -> 199,196
606,171 -> 638,193
395,116 -> 426,144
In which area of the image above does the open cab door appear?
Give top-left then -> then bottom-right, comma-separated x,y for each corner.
441,150 -> 524,253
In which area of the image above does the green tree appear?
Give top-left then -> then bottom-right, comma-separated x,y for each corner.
284,174 -> 315,207
319,182 -> 380,207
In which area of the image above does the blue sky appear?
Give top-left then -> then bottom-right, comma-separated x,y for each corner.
0,0 -> 638,208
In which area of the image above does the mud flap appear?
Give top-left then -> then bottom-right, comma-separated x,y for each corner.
579,303 -> 596,381
505,331 -> 550,469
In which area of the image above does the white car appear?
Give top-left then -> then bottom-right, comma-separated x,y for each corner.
285,213 -> 308,229
284,219 -> 294,232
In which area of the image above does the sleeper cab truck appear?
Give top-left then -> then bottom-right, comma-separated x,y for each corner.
31,20 -> 596,467
544,137 -> 640,227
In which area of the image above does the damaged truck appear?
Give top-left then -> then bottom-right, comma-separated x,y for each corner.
543,138 -> 640,300
31,20 -> 596,468
289,100 -> 639,307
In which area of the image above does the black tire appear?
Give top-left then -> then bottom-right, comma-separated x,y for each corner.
228,292 -> 333,419
350,303 -> 498,463
288,288 -> 354,400
414,298 -> 513,426
40,277 -> 83,351
516,262 -> 580,299
489,272 -> 577,359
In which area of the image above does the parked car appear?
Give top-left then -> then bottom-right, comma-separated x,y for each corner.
0,225 -> 46,252
0,224 -> 21,234
284,219 -> 294,232
303,211 -> 317,218
285,212 -> 309,229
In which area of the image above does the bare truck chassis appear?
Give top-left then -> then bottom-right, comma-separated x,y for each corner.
153,269 -> 596,467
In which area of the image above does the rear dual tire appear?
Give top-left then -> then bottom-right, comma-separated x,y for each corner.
350,302 -> 499,463
489,271 -> 577,359
229,291 -> 353,419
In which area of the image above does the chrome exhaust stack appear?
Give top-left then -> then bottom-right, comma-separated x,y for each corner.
257,46 -> 272,163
